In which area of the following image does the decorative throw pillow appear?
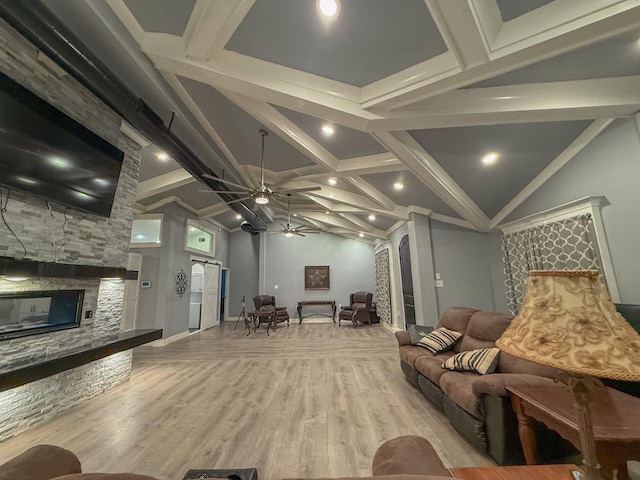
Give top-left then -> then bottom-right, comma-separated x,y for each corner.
416,327 -> 462,353
407,325 -> 435,345
442,347 -> 501,375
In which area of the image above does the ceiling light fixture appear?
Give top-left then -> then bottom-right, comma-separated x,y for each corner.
235,214 -> 242,220
2,276 -> 28,282
255,193 -> 269,205
318,0 -> 339,17
284,232 -> 293,238
157,152 -> 169,161
325,211 -> 330,215
328,177 -> 337,186
321,124 -> 335,136
482,152 -> 499,165
393,182 -> 404,191
359,233 -> 364,238
368,214 -> 376,221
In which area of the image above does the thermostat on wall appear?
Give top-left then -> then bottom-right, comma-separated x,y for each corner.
140,280 -> 152,288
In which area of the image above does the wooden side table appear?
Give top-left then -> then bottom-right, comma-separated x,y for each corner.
247,311 -> 277,336
507,384 -> 640,480
450,464 -> 578,479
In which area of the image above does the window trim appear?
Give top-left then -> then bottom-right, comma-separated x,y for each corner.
184,218 -> 216,257
129,213 -> 163,249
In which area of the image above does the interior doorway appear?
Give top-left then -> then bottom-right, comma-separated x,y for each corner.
189,263 -> 204,333
399,234 -> 415,328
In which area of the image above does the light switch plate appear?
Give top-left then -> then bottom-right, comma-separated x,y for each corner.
435,280 -> 444,287
274,285 -> 279,289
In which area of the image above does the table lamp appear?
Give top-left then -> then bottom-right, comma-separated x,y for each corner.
495,270 -> 640,480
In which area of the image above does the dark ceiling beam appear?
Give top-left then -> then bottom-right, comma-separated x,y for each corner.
0,0 -> 266,232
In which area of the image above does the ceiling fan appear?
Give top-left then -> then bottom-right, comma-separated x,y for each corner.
202,129 -> 320,205
276,197 -> 322,237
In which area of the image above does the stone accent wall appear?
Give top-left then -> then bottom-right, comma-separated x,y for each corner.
0,17 -> 140,442
0,351 -> 132,440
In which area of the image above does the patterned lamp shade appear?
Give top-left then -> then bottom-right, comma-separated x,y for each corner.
496,270 -> 640,381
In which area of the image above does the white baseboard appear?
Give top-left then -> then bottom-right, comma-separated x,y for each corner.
150,330 -> 189,347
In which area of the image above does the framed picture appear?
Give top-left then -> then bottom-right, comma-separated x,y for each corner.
305,265 -> 330,290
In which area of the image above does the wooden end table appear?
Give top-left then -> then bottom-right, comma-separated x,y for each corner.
507,384 -> 640,480
247,310 -> 277,336
450,464 -> 579,479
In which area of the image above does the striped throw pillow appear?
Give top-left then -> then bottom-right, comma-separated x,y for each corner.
416,327 -> 462,353
442,348 -> 501,375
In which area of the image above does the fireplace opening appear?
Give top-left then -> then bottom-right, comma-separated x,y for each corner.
0,289 -> 84,340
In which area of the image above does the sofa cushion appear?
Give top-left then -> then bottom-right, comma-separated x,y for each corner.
415,352 -> 454,384
0,445 -> 81,480
399,345 -> 433,368
459,311 -> 513,352
439,371 -> 484,419
417,328 -> 462,354
442,348 -> 501,375
497,351 -> 559,379
436,307 -> 478,352
408,325 -> 435,345
372,435 -> 451,477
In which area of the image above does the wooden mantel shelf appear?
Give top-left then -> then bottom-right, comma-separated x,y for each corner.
0,329 -> 162,392
0,257 -> 138,279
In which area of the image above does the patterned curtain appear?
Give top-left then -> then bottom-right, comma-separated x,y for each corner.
502,214 -> 602,314
375,249 -> 392,325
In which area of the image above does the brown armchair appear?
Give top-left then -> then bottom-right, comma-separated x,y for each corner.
338,291 -> 373,327
253,295 -> 290,326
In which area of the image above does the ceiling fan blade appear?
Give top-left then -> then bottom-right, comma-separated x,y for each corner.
294,232 -> 306,237
279,186 -> 322,194
279,223 -> 288,229
297,229 -> 321,233
202,174 -> 254,191
225,196 -> 253,205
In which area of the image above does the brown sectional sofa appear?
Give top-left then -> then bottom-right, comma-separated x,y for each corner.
396,307 -> 570,465
0,437 -> 456,480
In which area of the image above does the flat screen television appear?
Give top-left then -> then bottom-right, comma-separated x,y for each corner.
0,289 -> 84,341
0,71 -> 124,217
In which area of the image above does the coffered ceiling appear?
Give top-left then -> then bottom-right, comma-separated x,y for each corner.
42,0 -> 640,241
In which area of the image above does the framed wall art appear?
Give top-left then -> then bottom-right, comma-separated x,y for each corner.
305,265 -> 330,290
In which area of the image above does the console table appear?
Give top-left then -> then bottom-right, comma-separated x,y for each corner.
296,300 -> 336,324
508,384 -> 640,480
449,464 -> 578,479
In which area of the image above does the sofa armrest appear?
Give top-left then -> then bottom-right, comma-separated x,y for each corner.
472,373 -> 556,397
372,436 -> 451,477
0,445 -> 82,480
395,331 -> 411,346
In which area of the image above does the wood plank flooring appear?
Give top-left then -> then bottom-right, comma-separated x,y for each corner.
0,322 -> 493,480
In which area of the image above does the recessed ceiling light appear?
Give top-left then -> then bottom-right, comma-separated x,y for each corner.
359,233 -> 364,238
157,152 -> 169,161
368,214 -> 376,221
482,152 -> 499,165
235,214 -> 242,220
393,182 -> 404,191
328,177 -> 337,185
325,211 -> 330,215
293,213 -> 298,217
321,124 -> 335,136
318,0 -> 339,18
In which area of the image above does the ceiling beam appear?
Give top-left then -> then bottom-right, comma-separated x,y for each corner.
183,0 -> 254,61
197,202 -> 230,220
366,5 -> 640,110
222,91 -> 341,171
490,118 -> 614,227
373,131 -> 491,231
371,76 -> 640,130
136,168 -> 195,201
342,176 -> 396,211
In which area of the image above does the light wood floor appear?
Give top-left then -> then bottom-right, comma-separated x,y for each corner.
0,321 -> 493,480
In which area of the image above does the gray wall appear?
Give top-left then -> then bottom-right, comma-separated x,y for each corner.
502,118 -> 640,304
430,221 -> 497,315
228,230 -> 260,316
133,203 -> 232,337
257,231 -> 376,316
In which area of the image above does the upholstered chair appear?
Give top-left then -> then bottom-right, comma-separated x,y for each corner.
253,295 -> 290,326
338,291 -> 373,327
